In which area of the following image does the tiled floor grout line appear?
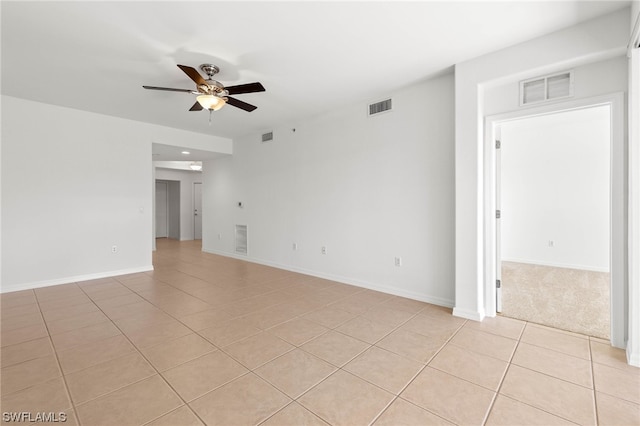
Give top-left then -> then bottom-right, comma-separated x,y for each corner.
71,283 -> 209,426
588,337 -> 600,425
30,288 -> 81,426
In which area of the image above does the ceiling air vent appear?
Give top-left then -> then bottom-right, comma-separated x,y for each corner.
520,71 -> 573,106
368,98 -> 392,116
235,225 -> 247,255
261,131 -> 273,143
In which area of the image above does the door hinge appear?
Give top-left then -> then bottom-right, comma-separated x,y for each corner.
495,139 -> 501,149
496,210 -> 501,219
496,279 -> 501,289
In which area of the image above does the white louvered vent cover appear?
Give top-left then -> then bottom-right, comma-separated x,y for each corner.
235,225 -> 247,254
261,132 -> 273,143
368,99 -> 392,116
520,71 -> 573,106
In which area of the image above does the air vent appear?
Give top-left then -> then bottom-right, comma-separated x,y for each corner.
520,71 -> 572,106
368,99 -> 392,116
235,225 -> 247,255
261,132 -> 273,143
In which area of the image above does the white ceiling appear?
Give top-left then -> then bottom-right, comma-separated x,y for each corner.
1,1 -> 630,145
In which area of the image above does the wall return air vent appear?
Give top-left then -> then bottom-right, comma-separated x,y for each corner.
235,225 -> 247,255
368,98 -> 392,116
520,71 -> 573,106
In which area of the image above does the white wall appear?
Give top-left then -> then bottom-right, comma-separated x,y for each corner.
155,167 -> 203,241
203,73 -> 455,306
1,96 -> 230,292
500,106 -> 610,272
454,8 -> 630,321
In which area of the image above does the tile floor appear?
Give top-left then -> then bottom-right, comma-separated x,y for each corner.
1,239 -> 638,426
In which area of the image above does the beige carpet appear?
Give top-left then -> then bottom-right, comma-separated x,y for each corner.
501,261 -> 610,339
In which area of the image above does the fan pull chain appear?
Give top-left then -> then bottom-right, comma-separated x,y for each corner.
209,109 -> 212,125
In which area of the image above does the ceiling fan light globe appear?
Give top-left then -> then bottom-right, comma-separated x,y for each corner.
196,94 -> 225,111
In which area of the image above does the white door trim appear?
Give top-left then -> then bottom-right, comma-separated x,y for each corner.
484,92 -> 626,349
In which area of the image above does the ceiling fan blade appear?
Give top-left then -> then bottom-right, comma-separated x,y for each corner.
226,96 -> 258,112
143,85 -> 193,93
177,64 -> 207,86
189,101 -> 203,111
226,82 -> 265,95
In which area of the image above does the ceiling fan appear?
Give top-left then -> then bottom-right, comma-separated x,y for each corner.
143,64 -> 265,113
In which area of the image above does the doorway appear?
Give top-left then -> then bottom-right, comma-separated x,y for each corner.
496,105 -> 611,338
155,181 -> 168,238
194,182 -> 202,240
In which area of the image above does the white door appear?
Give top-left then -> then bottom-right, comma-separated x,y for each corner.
155,181 -> 168,238
193,182 -> 202,240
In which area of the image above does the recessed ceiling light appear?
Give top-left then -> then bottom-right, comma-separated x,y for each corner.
181,151 -> 190,155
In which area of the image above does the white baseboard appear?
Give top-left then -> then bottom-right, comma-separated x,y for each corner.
0,265 -> 154,294
628,346 -> 640,367
202,247 -> 454,308
452,306 -> 485,322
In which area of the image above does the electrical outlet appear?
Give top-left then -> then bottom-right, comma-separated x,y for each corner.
111,245 -> 118,253
293,243 -> 298,251
321,246 -> 327,255
395,257 -> 402,267
548,240 -> 555,247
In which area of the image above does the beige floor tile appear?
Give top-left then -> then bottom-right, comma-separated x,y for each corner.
298,370 -> 394,426
430,343 -> 508,391
486,394 -> 576,425
146,405 -> 204,426
140,333 -> 216,371
401,315 -> 463,341
0,290 -> 37,308
344,346 -> 423,395
38,294 -> 92,311
99,299 -> 162,321
512,342 -> 593,388
1,311 -> 44,332
361,305 -> 415,328
57,334 -> 136,374
198,317 -> 263,347
376,328 -> 444,363
300,330 -> 370,367
328,294 -> 382,315
177,308 -> 232,331
190,373 -> 291,425
240,304 -> 302,330
1,354 -> 61,395
591,340 -> 639,372
380,296 -> 429,314
0,322 -> 49,347
224,331 -> 295,369
448,327 -> 517,361
335,316 -> 396,344
65,352 -> 156,404
161,351 -> 248,401
86,285 -> 133,301
0,377 -> 71,414
40,302 -> 100,323
255,349 -> 337,398
0,337 -> 54,368
152,295 -> 212,317
596,391 -> 640,426
35,284 -> 84,301
521,324 -> 591,360
112,309 -> 176,333
302,307 -> 358,329
463,315 -> 525,340
0,302 -> 41,319
50,321 -> 122,351
46,310 -> 110,335
500,364 -> 596,425
262,402 -> 329,426
93,292 -> 147,310
123,320 -> 192,348
592,362 -> 640,404
374,397 -> 454,425
401,367 -> 495,425
78,279 -> 124,293
75,375 -> 182,426
268,318 -> 330,346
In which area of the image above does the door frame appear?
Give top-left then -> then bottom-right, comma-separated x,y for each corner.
483,92 -> 626,348
193,182 -> 202,240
